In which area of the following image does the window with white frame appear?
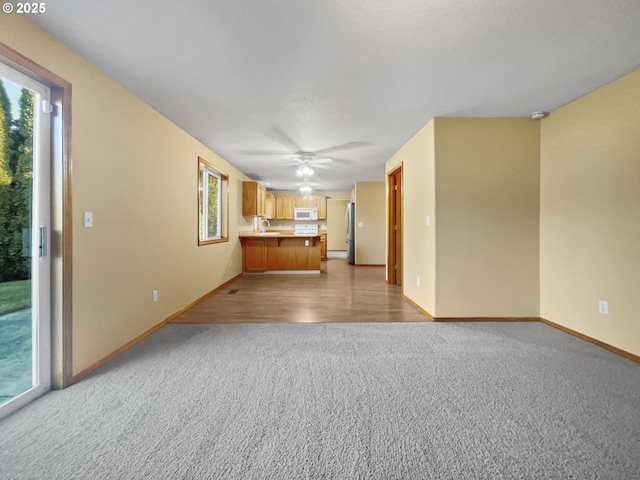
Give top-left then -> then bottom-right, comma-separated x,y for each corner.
198,157 -> 228,245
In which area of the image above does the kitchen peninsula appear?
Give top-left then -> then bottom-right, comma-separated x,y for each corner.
239,232 -> 321,273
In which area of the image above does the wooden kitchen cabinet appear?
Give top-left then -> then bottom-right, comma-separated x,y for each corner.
242,238 -> 267,271
272,194 -> 326,219
265,192 -> 275,219
275,196 -> 285,219
275,196 -> 295,219
292,195 -> 326,219
316,195 -> 326,219
320,233 -> 327,260
240,233 -> 321,272
242,181 -> 266,216
295,195 -> 316,208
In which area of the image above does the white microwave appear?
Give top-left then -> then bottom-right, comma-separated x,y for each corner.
294,207 -> 318,221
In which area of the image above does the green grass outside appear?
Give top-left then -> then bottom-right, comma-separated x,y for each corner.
0,280 -> 31,315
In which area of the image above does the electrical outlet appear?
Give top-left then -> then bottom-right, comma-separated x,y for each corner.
152,290 -> 158,303
598,300 -> 608,315
416,276 -> 421,287
305,239 -> 310,246
426,215 -> 430,226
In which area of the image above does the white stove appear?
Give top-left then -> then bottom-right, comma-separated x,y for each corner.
294,224 -> 319,235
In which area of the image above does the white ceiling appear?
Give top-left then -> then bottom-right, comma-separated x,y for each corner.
28,0 -> 640,191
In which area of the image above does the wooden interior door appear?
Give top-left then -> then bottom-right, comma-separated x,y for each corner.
387,166 -> 402,285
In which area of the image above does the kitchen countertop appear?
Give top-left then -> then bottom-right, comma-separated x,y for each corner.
238,231 -> 321,238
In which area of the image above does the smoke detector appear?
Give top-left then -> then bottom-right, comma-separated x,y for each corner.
531,111 -> 548,119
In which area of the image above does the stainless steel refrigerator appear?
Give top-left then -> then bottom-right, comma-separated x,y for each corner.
345,202 -> 355,264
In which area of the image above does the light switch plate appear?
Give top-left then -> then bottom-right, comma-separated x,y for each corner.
83,212 -> 93,228
358,222 -> 364,228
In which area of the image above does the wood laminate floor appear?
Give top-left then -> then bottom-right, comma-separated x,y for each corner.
172,259 -> 430,324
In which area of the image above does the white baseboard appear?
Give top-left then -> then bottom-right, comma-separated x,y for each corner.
327,251 -> 347,259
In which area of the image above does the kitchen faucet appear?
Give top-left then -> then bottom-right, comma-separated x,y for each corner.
260,218 -> 270,233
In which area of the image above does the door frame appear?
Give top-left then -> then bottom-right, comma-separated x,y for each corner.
0,61 -> 52,419
0,43 -> 73,390
387,164 -> 403,285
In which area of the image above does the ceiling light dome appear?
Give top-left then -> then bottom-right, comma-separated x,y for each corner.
296,165 -> 314,176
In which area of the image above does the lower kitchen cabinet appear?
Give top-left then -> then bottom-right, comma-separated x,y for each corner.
240,234 -> 321,271
242,238 -> 267,271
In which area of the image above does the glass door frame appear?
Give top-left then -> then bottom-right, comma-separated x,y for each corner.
0,62 -> 51,420
0,42 -> 73,406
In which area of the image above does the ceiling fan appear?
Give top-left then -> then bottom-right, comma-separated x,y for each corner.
235,134 -> 370,188
281,151 -> 332,170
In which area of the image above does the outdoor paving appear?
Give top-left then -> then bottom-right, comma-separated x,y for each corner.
0,308 -> 32,403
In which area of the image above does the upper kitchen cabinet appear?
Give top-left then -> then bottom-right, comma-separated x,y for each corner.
295,195 -> 316,208
275,196 -> 295,219
242,181 -> 266,216
316,195 -> 326,220
294,195 -> 327,219
265,192 -> 275,219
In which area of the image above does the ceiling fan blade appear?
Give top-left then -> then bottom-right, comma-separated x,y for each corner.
313,164 -> 331,169
311,158 -> 332,164
326,156 -> 351,163
315,141 -> 369,155
264,128 -> 302,152
280,162 -> 303,166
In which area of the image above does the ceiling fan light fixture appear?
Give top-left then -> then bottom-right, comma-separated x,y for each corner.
296,165 -> 314,176
299,184 -> 313,194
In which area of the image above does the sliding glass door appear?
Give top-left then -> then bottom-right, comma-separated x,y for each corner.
0,62 -> 51,420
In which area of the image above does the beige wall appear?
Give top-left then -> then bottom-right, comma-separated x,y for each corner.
435,118 -> 540,317
386,118 -> 539,318
386,121 -> 436,314
354,182 -> 386,265
1,15 -> 253,375
540,68 -> 640,356
326,199 -> 350,251
386,70 -> 639,356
